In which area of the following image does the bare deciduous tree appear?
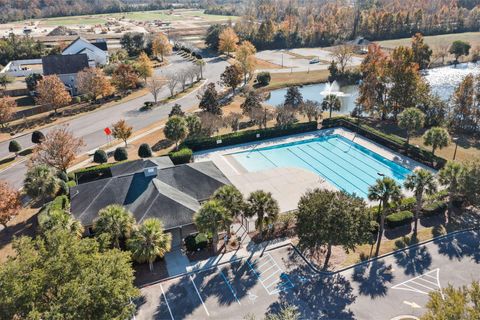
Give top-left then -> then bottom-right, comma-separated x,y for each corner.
30,125 -> 85,172
166,73 -> 179,97
147,77 -> 166,104
332,44 -> 354,73
224,112 -> 243,132
199,112 -> 223,136
178,69 -> 189,91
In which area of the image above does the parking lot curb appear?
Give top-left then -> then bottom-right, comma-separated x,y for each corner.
138,242 -> 293,289
291,227 -> 480,276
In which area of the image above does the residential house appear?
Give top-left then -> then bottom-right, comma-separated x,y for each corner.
348,37 -> 371,54
70,157 -> 231,248
42,54 -> 89,95
62,37 -> 109,67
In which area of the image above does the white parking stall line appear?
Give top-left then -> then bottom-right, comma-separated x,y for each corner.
160,284 -> 175,320
220,270 -> 241,305
189,275 -> 210,316
408,281 -> 436,291
415,277 -> 439,287
262,269 -> 280,283
391,268 -> 442,297
259,264 -> 276,275
258,259 -> 273,269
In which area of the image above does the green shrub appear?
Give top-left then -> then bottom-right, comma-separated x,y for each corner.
50,195 -> 70,211
67,172 -> 75,181
8,140 -> 21,153
67,180 -> 76,188
57,180 -> 69,196
93,149 -> 108,164
398,197 -> 417,211
73,96 -> 81,103
140,101 -> 154,111
182,121 -> 318,151
426,190 -> 448,202
56,171 -> 68,182
31,130 -> 45,144
73,162 -> 118,184
114,147 -> 128,161
138,143 -> 153,158
422,201 -> 447,216
169,148 -> 192,164
386,211 -> 414,228
184,233 -> 208,252
256,72 -> 271,86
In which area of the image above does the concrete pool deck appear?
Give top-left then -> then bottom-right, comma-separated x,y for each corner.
193,127 -> 433,212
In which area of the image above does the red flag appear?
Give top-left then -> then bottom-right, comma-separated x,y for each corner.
104,127 -> 111,135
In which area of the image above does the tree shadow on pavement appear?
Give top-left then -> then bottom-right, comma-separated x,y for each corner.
269,264 -> 356,320
393,245 -> 432,276
351,260 -> 394,298
434,230 -> 480,262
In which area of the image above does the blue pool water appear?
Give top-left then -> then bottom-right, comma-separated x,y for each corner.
231,134 -> 412,198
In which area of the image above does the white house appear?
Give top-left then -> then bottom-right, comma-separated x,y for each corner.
62,37 -> 109,67
0,59 -> 42,77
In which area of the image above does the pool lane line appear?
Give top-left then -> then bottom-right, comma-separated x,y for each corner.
331,138 -> 410,178
295,146 -> 367,197
308,143 -> 379,181
284,148 -> 341,190
160,283 -> 175,320
219,270 -> 241,305
189,275 -> 210,316
306,144 -> 375,187
257,150 -> 278,168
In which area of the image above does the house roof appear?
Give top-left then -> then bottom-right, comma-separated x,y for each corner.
348,37 -> 371,46
70,161 -> 230,230
42,54 -> 89,75
92,40 -> 108,51
110,157 -> 174,177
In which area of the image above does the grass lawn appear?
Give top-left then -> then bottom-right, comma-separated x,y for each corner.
37,9 -> 238,26
265,69 -> 331,90
377,32 -> 480,53
358,118 -> 480,163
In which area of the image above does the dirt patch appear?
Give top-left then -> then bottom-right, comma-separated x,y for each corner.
133,259 -> 169,286
255,58 -> 283,70
0,206 -> 39,264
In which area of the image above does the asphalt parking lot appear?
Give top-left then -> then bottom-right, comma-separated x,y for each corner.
136,229 -> 480,320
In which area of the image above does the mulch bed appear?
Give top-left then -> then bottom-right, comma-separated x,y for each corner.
186,246 -> 216,262
133,259 -> 169,286
249,225 -> 296,244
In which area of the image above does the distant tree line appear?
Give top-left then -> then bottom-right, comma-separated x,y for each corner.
0,0 -> 196,23
206,0 -> 480,51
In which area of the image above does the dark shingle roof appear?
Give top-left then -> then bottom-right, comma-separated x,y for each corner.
110,157 -> 174,177
92,40 -> 108,51
70,161 -> 230,230
42,54 -> 89,75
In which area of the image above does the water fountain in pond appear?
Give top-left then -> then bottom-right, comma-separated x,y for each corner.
320,81 -> 350,98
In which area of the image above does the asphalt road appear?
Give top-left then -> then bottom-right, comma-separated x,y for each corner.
136,229 -> 480,319
0,53 -> 228,188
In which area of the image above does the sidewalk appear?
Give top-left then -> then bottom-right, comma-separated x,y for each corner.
164,222 -> 292,277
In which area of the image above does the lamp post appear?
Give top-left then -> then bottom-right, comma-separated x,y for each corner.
452,137 -> 459,161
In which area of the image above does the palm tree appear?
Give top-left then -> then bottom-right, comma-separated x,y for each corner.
404,169 -> 437,235
194,200 -> 232,253
245,190 -> 280,240
127,218 -> 172,272
321,94 -> 341,118
439,161 -> 464,219
368,177 -> 402,256
212,185 -> 245,235
39,209 -> 84,238
23,165 -> 60,202
94,204 -> 136,248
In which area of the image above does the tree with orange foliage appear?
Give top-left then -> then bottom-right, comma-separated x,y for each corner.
218,27 -> 239,57
112,63 -> 139,94
236,41 -> 257,84
112,119 -> 133,147
152,33 -> 172,61
0,180 -> 22,230
0,96 -> 15,128
135,52 -> 153,83
77,67 -> 114,101
36,75 -> 72,114
30,125 -> 84,172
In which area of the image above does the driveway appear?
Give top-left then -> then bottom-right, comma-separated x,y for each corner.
0,53 -> 228,188
136,229 -> 480,319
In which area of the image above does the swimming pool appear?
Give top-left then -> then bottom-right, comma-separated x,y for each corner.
230,134 -> 412,198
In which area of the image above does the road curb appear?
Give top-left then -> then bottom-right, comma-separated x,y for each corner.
292,226 -> 480,276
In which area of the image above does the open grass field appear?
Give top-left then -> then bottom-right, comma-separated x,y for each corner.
38,9 -> 238,26
265,69 -> 331,90
377,32 -> 480,52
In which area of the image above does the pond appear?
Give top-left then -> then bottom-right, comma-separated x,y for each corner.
264,62 -> 480,115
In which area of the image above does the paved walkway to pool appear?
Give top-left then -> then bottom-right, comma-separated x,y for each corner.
194,127 -> 430,212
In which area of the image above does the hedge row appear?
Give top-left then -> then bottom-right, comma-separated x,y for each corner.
422,201 -> 448,216
322,117 -> 447,169
184,233 -> 208,252
182,122 -> 318,151
386,210 -> 414,228
169,148 -> 193,165
73,162 -> 118,184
